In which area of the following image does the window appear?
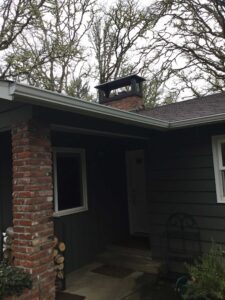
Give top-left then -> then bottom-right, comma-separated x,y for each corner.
212,136 -> 225,203
53,148 -> 88,216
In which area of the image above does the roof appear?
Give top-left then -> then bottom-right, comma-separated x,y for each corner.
138,92 -> 225,122
0,81 -> 167,130
95,74 -> 146,91
1,80 -> 225,130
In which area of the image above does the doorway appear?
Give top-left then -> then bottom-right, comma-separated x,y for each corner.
126,149 -> 148,236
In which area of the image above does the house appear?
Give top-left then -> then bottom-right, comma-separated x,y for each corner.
1,74 -> 225,299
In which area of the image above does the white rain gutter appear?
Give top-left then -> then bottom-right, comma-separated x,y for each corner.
1,81 -> 225,130
170,113 -> 225,129
8,82 -> 169,130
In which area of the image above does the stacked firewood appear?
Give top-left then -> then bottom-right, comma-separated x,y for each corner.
1,231 -> 66,290
2,227 -> 14,264
53,237 -> 66,291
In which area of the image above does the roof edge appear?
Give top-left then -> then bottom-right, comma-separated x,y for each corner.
170,113 -> 225,128
8,82 -> 168,130
0,81 -> 13,100
1,81 -> 225,131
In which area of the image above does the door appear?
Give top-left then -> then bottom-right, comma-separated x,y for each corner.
126,149 -> 148,235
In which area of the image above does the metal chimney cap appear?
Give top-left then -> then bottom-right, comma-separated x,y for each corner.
95,74 -> 146,91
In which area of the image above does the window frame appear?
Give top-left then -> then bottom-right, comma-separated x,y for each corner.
212,135 -> 225,203
53,147 -> 88,217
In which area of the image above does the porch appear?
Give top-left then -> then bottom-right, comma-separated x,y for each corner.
56,243 -> 177,300
56,237 -> 164,300
0,109 -> 156,299
51,128 -> 150,274
1,101 -> 225,299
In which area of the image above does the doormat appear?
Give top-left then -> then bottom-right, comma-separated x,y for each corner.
56,291 -> 85,300
91,264 -> 134,278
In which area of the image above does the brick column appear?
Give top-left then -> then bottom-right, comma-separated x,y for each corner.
11,120 -> 55,300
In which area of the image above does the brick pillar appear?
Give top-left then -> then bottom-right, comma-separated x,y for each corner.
11,120 -> 55,300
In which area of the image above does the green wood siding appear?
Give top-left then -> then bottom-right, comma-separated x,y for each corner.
33,105 -> 225,269
3,102 -> 225,273
148,123 -> 225,257
52,132 -> 133,273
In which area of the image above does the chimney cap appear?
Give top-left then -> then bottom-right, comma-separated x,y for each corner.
95,74 -> 145,92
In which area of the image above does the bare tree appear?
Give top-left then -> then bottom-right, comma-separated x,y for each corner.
89,0 -> 176,106
66,77 -> 93,100
90,0 -> 155,84
0,0 -> 46,51
0,0 -> 47,77
145,0 -> 225,97
1,0 -> 94,97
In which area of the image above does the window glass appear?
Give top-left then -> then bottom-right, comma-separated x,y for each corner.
56,153 -> 83,211
212,136 -> 225,203
221,143 -> 225,167
222,171 -> 225,197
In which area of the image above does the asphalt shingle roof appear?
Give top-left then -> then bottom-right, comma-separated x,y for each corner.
138,92 -> 225,122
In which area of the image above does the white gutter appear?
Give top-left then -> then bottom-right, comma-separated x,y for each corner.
170,113 -> 225,128
0,81 -> 14,100
9,82 -> 169,130
2,81 -> 225,130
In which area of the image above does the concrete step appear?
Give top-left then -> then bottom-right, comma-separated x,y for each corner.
97,250 -> 163,274
120,273 -> 159,300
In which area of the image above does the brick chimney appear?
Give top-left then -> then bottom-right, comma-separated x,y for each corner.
95,74 -> 146,111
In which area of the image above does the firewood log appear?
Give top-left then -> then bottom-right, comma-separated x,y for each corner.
55,255 -> 64,264
53,249 -> 58,257
6,227 -> 14,237
53,236 -> 58,247
55,263 -> 64,271
3,244 -> 12,250
3,248 -> 11,259
58,242 -> 66,252
57,271 -> 64,279
3,236 -> 12,245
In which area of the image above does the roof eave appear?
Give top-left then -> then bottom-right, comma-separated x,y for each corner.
0,81 -> 14,100
170,113 -> 225,128
2,81 -> 225,131
8,82 -> 168,130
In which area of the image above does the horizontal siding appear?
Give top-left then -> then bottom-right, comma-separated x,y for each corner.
150,224 -> 225,242
150,238 -> 220,258
148,125 -> 225,260
149,203 -> 225,217
152,155 -> 213,170
150,191 -> 217,204
150,179 -> 215,192
151,168 -> 215,181
151,215 -> 225,231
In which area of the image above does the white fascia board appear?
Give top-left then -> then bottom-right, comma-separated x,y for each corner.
4,81 -> 225,130
170,113 -> 225,128
0,81 -> 13,101
9,82 -> 169,129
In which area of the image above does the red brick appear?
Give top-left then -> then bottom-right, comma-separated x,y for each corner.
11,120 -> 55,300
105,95 -> 144,111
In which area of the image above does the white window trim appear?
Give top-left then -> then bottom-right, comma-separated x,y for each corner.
53,147 -> 88,217
212,135 -> 225,203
